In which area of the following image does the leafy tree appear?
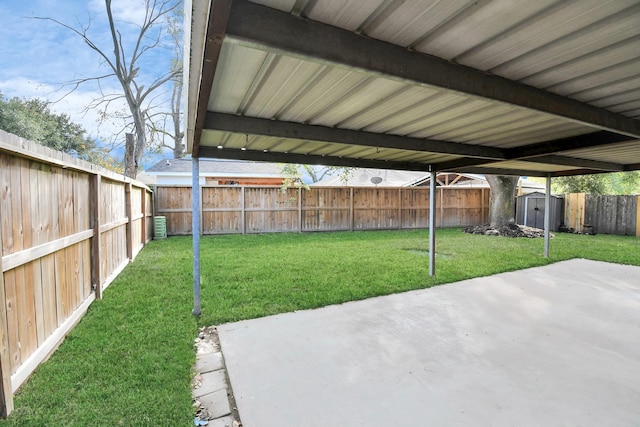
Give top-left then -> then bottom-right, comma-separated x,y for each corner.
0,93 -> 96,158
0,93 -> 124,173
86,147 -> 125,173
553,172 -> 640,195
553,174 -> 607,194
280,164 -> 355,188
36,0 -> 182,178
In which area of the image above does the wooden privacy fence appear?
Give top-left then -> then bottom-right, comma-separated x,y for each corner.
155,185 -> 490,235
564,193 -> 640,236
0,130 -> 153,416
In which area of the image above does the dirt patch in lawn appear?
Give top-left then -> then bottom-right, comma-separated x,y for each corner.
463,223 -> 552,238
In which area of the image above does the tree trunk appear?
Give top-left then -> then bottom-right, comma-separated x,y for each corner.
171,75 -> 185,159
123,133 -> 136,178
485,175 -> 519,226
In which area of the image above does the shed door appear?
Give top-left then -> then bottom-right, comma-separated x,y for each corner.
526,198 -> 545,229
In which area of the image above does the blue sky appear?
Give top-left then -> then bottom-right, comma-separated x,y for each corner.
0,0 -> 178,164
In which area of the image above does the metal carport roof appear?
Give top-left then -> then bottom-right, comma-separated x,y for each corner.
185,0 -> 640,177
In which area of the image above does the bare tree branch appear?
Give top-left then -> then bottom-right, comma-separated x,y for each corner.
33,0 -> 182,177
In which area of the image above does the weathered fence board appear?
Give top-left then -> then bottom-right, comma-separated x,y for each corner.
585,195 -> 638,236
564,193 -> 586,233
564,193 -> 639,236
156,185 -> 490,235
0,130 -> 153,416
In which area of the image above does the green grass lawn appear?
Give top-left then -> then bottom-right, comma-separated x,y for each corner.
3,229 -> 639,425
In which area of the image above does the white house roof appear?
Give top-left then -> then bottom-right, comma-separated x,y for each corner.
186,0 -> 640,178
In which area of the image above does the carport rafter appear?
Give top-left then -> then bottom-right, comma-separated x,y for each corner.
504,131 -> 635,158
222,0 -> 640,142
436,155 -> 625,173
192,0 -> 233,156
198,145 -> 435,171
434,131 -> 637,172
523,155 -> 624,171
205,113 -> 636,174
205,112 -> 506,159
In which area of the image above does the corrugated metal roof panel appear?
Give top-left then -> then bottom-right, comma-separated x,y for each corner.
591,89 -> 640,109
241,55 -> 327,118
484,126 -> 593,148
274,67 -> 371,123
489,6 -> 640,80
360,0 -> 473,48
524,37 -> 640,90
455,0 -> 638,71
336,86 -> 441,130
572,75 -> 640,104
413,0 -> 560,61
305,0 -> 387,32
208,43 -> 269,113
559,140 -> 640,165
189,0 -> 640,177
546,57 -> 640,95
362,92 -> 471,134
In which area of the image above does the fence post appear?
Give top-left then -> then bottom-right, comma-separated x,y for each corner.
349,187 -> 354,231
298,190 -> 302,233
153,185 -> 159,232
439,187 -> 444,226
199,186 -> 204,236
397,188 -> 402,230
90,174 -> 103,299
141,188 -> 147,244
241,186 -> 246,235
125,183 -> 133,260
0,231 -> 14,417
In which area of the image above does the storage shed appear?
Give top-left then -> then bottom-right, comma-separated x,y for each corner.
516,192 -> 564,231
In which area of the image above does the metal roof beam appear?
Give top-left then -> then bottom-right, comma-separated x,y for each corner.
522,155 -> 624,171
435,130 -> 633,171
193,0 -> 233,155
433,157 -> 491,171
205,112 -> 507,159
550,169 -> 606,177
453,167 -> 549,177
435,154 -> 624,173
226,0 -> 640,139
197,147 -> 433,172
504,131 -> 634,159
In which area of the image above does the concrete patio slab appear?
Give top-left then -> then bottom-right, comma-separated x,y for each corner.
218,259 -> 640,427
